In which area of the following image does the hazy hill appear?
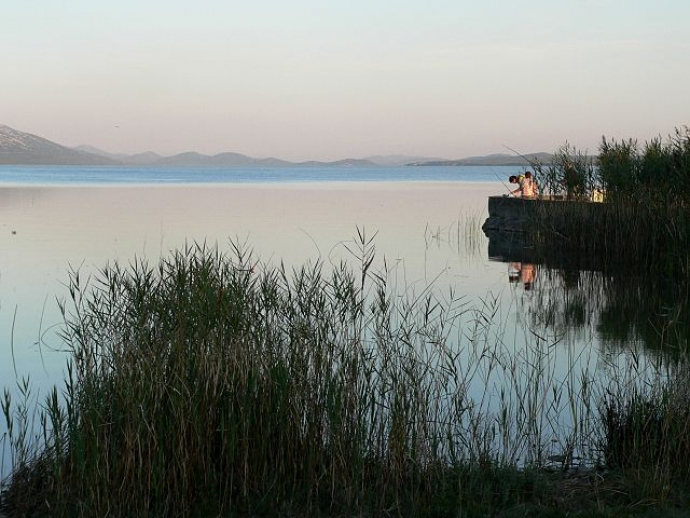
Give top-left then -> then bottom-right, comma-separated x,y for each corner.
75,145 -> 163,165
408,152 -> 554,166
364,154 -> 448,166
1,124 -> 553,167
81,148 -> 376,167
294,158 -> 378,167
154,151 -> 295,167
0,125 -> 117,165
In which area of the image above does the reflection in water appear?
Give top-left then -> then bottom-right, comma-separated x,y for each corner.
488,231 -> 690,356
0,183 -> 502,387
508,262 -> 536,290
597,276 -> 690,354
1,183 -> 509,477
1,183 -> 685,479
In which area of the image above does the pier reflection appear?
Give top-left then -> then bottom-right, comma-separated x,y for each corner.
487,231 -> 690,355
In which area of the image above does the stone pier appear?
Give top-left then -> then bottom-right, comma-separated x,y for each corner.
482,195 -> 605,235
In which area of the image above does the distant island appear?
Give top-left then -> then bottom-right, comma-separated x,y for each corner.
0,124 -> 552,167
406,152 -> 554,166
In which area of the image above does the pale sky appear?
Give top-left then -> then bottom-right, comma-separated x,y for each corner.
2,0 -> 689,161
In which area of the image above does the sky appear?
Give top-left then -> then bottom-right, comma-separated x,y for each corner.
2,0 -> 689,161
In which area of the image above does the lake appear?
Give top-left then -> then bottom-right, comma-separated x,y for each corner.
0,165 -> 676,476
0,164 -> 514,186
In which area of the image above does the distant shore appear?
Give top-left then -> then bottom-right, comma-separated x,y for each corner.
1,124 -> 554,167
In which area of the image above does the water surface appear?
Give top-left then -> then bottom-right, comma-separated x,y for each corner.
0,165 -> 676,475
0,176 -> 507,388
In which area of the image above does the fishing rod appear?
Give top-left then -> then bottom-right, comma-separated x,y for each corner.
494,173 -> 513,195
500,144 -> 545,197
501,144 -> 540,170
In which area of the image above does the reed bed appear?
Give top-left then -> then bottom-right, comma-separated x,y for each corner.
598,349 -> 690,506
526,127 -> 690,278
2,236 -> 690,516
533,144 -> 601,202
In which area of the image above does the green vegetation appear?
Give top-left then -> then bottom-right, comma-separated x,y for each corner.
2,234 -> 689,517
529,127 -> 690,277
603,380 -> 690,504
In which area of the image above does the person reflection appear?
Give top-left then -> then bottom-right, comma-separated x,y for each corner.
509,262 -> 536,290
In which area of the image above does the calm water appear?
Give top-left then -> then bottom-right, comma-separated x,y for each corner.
0,165 -> 675,474
0,164 -> 517,186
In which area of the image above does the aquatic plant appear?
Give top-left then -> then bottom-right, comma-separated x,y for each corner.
599,126 -> 690,206
2,234 -> 689,516
0,235 -> 591,516
521,128 -> 690,278
528,144 -> 598,201
600,357 -> 690,503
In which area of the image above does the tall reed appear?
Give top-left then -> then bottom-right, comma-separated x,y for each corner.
525,128 -> 690,278
600,353 -> 690,504
532,143 -> 600,201
1,236 -> 686,516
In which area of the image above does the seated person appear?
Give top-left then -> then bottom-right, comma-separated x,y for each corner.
509,172 -> 539,197
508,174 -> 525,196
522,171 -> 539,197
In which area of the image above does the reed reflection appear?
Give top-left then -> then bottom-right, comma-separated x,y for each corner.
489,234 -> 690,356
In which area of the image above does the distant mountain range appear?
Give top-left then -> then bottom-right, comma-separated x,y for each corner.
0,124 -> 552,167
407,152 -> 554,166
0,125 -> 120,165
